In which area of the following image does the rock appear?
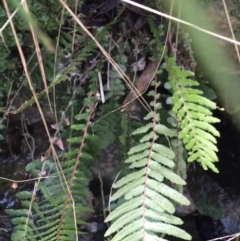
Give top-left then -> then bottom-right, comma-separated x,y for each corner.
187,164 -> 240,235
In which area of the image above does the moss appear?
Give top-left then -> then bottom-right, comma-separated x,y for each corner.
195,198 -> 225,220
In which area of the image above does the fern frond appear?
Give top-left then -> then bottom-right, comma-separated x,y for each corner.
6,85 -> 100,241
166,57 -> 220,173
104,79 -> 191,241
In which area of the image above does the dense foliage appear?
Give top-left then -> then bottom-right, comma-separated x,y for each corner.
2,0 -> 238,240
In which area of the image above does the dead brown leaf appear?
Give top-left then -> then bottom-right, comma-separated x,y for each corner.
122,60 -> 160,110
52,137 -> 65,151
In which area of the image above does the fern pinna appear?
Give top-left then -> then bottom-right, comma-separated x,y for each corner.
105,79 -> 191,241
166,57 -> 220,173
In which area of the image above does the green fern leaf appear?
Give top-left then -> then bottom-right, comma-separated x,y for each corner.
144,111 -> 160,121
145,220 -> 191,240
150,162 -> 186,185
124,186 -> 146,199
155,124 -> 176,137
151,153 -> 175,168
111,178 -> 144,200
105,197 -> 142,222
128,142 -> 152,154
147,179 -> 190,206
166,57 -> 220,173
132,123 -> 153,135
152,144 -> 175,158
70,124 -> 86,130
113,169 -> 146,188
145,197 -> 167,213
146,210 -> 183,225
144,232 -> 169,241
140,131 -> 159,142
105,77 -> 191,241
125,150 -> 149,163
